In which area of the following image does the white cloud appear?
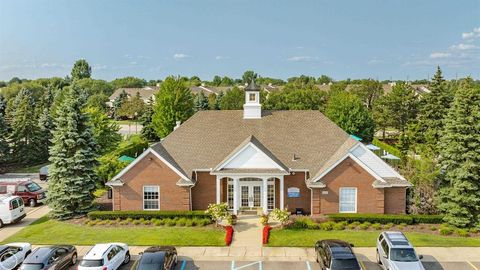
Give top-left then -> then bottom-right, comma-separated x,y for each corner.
215,55 -> 230,60
368,57 -> 384,64
462,27 -> 480,40
173,53 -> 190,59
430,52 -> 451,59
92,64 -> 107,70
287,56 -> 318,62
450,43 -> 477,50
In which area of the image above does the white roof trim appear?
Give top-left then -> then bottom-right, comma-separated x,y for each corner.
111,148 -> 190,182
212,142 -> 287,172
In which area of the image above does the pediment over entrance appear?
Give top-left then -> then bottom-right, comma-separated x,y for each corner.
212,135 -> 289,172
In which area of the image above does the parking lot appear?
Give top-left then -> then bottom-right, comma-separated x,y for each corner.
110,257 -> 480,270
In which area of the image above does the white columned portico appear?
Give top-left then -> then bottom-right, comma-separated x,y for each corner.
262,177 -> 268,214
215,176 -> 221,204
233,177 -> 239,215
280,175 -> 284,210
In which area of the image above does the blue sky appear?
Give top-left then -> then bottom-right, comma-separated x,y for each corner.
1,0 -> 479,81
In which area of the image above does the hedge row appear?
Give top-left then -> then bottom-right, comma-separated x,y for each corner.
328,214 -> 444,225
88,210 -> 210,220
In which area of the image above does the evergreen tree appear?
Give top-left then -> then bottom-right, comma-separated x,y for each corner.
0,95 -> 6,115
194,92 -> 209,112
140,98 -> 159,141
9,89 -> 41,164
71,59 -> 92,80
437,79 -> 480,227
214,91 -> 224,110
152,76 -> 194,138
381,82 -> 418,133
416,67 -> 453,149
0,112 -> 10,164
36,88 -> 55,162
48,85 -> 98,219
325,92 -> 375,141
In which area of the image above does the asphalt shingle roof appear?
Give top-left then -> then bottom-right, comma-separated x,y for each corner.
155,110 -> 357,181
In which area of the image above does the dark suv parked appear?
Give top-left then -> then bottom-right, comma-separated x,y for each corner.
315,240 -> 361,270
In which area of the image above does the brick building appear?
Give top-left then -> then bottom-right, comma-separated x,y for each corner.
106,80 -> 411,215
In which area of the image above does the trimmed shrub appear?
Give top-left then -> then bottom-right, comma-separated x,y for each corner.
176,218 -> 187,226
469,227 -> 479,234
132,219 -> 141,225
430,225 -> 437,231
320,221 -> 334,231
333,222 -> 346,230
359,222 -> 370,230
185,219 -> 194,227
328,214 -> 414,224
455,229 -> 469,237
165,219 -> 176,227
411,215 -> 444,224
439,226 -> 454,236
154,219 -> 164,226
383,223 -> 394,229
372,223 -> 382,230
347,223 -> 357,230
88,210 -> 209,220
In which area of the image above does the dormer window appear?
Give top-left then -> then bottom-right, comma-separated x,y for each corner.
249,93 -> 256,102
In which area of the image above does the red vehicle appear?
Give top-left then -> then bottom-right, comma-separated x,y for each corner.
0,178 -> 46,207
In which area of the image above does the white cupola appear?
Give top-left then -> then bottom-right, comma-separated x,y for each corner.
243,79 -> 262,119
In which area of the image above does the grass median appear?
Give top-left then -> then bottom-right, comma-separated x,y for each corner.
267,229 -> 480,247
2,216 -> 225,246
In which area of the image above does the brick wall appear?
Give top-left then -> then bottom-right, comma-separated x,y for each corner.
112,152 -> 190,211
318,157 -> 385,214
284,172 -> 311,214
384,187 -> 406,214
191,172 -> 216,210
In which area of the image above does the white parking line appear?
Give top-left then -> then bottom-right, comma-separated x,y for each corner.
231,261 -> 263,270
468,261 -> 479,270
305,261 -> 311,270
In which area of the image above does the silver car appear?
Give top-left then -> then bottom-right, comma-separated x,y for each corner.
376,231 -> 424,270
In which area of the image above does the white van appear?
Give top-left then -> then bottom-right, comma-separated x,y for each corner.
0,195 -> 26,228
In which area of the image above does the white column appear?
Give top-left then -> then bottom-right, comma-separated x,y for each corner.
233,178 -> 239,215
280,176 -> 285,210
262,177 -> 268,214
216,176 -> 221,204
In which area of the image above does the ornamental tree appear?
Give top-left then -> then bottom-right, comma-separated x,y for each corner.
71,59 -> 91,80
47,84 -> 98,219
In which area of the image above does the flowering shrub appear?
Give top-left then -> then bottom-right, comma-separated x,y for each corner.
205,203 -> 229,225
225,225 -> 234,245
271,208 -> 290,227
262,225 -> 272,244
260,214 -> 269,225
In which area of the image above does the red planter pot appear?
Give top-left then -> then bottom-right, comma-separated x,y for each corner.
225,225 -> 234,246
263,225 -> 272,244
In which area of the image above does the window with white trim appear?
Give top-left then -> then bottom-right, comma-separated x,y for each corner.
143,186 -> 160,210
267,184 -> 275,210
339,187 -> 357,213
227,183 -> 234,210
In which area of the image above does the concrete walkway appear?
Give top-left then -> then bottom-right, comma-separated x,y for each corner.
231,215 -> 263,247
0,205 -> 51,242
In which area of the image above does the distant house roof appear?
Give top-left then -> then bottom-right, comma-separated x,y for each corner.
108,86 -> 159,101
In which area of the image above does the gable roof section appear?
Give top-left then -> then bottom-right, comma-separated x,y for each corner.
107,143 -> 193,186
310,143 -> 410,188
212,135 -> 289,172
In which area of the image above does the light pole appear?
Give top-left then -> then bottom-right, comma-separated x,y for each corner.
134,112 -> 138,134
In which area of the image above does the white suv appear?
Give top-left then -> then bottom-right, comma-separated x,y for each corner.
78,243 -> 130,270
376,231 -> 424,270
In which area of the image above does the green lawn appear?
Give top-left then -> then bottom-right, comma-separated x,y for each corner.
267,229 -> 480,247
14,162 -> 49,173
2,217 -> 225,246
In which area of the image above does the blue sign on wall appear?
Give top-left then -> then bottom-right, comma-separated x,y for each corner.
287,187 -> 300,198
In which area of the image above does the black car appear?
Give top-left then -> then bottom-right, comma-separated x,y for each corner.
20,245 -> 77,270
315,240 -> 361,270
133,246 -> 177,270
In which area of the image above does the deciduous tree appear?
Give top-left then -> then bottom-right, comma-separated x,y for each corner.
220,86 -> 244,110
71,59 -> 91,80
152,76 -> 194,138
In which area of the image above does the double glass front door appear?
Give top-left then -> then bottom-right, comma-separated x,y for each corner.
240,185 -> 261,208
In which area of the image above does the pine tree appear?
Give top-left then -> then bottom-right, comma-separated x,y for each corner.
140,98 -> 159,141
112,90 -> 128,119
9,89 -> 41,164
36,88 -> 55,162
437,79 -> 480,227
0,112 -> 10,164
417,67 -> 453,149
152,76 -> 194,138
0,95 -> 6,115
47,85 -> 98,219
86,107 -> 121,155
194,92 -> 209,112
